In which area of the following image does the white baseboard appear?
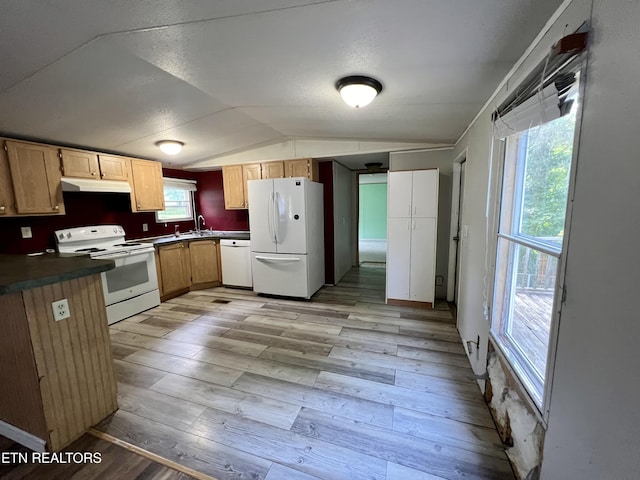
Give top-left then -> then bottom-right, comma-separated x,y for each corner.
0,420 -> 46,451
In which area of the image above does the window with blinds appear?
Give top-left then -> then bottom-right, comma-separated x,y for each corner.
155,178 -> 197,222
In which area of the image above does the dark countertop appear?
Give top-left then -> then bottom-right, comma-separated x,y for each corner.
0,253 -> 115,295
144,231 -> 251,246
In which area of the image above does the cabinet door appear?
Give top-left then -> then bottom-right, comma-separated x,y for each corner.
412,169 -> 439,218
189,240 -> 220,284
98,155 -> 128,181
158,243 -> 190,295
242,163 -> 262,208
222,165 -> 245,209
409,217 -> 436,303
387,171 -> 413,218
5,140 -> 65,215
262,161 -> 284,179
60,149 -> 100,179
0,144 -> 16,216
130,159 -> 164,211
285,159 -> 312,179
386,217 -> 411,300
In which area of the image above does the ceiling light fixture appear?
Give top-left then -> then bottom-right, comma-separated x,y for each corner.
156,140 -> 184,155
336,75 -> 383,108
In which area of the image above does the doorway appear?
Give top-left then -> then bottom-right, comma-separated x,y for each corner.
447,156 -> 466,304
358,173 -> 388,264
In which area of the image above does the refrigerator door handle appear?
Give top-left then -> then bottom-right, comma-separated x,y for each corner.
273,191 -> 280,244
255,255 -> 300,262
268,191 -> 275,243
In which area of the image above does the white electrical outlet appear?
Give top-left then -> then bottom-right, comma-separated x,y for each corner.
21,226 -> 33,239
51,299 -> 70,321
142,223 -> 149,232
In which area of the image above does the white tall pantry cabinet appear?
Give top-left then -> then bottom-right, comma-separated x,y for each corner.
386,169 -> 439,306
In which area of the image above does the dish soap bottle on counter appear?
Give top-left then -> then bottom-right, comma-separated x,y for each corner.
174,225 -> 181,237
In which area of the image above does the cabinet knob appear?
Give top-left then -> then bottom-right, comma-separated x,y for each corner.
53,205 -> 59,210
101,173 -> 106,178
91,172 -> 96,176
0,205 -> 5,213
137,204 -> 141,209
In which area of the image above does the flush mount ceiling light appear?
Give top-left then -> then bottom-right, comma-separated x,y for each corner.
336,75 -> 383,108
156,140 -> 184,155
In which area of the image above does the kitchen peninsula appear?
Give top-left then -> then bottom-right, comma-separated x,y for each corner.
0,253 -> 118,452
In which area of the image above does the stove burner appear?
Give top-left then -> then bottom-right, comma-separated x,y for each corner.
75,247 -> 107,253
112,243 -> 142,247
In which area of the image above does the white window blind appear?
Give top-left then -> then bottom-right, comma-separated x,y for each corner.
156,178 -> 197,222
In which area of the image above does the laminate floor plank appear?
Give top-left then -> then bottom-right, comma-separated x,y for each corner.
291,408 -> 512,480
190,407 -> 387,480
193,347 -> 320,386
222,329 -> 333,356
110,331 -> 204,358
122,349 -> 244,387
97,409 -> 272,480
329,346 -> 477,383
150,373 -> 301,430
260,346 -> 396,385
99,265 -> 513,480
315,371 -> 495,428
231,372 -> 394,428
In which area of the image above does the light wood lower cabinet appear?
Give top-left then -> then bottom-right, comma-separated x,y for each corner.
156,239 -> 221,300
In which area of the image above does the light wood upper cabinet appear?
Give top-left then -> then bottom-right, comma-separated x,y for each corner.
0,143 -> 17,216
222,164 -> 245,209
262,161 -> 284,179
60,149 -> 100,179
157,242 -> 191,297
189,240 -> 220,285
242,163 -> 262,208
61,149 -> 129,181
129,158 -> 165,212
5,140 -> 65,215
97,154 -> 128,181
285,158 -> 319,181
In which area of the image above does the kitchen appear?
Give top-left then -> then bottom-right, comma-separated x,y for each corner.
1,1 -> 637,479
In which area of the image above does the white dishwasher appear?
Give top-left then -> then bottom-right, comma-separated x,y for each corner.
220,239 -> 253,287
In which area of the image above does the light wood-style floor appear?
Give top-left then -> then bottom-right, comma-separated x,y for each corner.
96,265 -> 514,480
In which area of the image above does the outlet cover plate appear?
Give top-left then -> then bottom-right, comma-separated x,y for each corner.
21,226 -> 32,239
51,299 -> 70,321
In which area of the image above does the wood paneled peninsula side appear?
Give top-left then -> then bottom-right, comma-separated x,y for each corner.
0,254 -> 118,452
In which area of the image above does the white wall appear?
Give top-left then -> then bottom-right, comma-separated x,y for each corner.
333,161 -> 353,283
452,0 -> 640,478
390,149 -> 453,299
541,1 -> 640,478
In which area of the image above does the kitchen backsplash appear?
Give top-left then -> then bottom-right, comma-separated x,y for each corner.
0,168 -> 249,255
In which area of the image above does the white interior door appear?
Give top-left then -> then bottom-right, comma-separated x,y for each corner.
412,169 -> 439,218
248,179 -> 276,253
386,217 -> 411,300
274,178 -> 308,254
409,217 -> 436,303
387,171 -> 413,218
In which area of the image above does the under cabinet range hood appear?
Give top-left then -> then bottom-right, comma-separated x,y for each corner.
61,177 -> 131,193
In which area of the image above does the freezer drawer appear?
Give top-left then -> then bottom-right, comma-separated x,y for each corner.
251,252 -> 311,298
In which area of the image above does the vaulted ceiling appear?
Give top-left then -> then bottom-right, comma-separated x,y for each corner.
0,0 -> 562,170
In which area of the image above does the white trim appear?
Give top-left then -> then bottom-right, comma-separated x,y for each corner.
447,150 -> 466,302
0,420 -> 47,452
454,0 -> 575,146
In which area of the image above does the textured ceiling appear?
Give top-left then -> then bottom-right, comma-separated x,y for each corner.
0,0 -> 563,170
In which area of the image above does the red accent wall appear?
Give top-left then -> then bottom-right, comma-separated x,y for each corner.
318,161 -> 335,284
196,171 -> 249,231
0,168 -> 248,254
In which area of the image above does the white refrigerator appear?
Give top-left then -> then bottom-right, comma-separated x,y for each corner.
248,177 -> 324,299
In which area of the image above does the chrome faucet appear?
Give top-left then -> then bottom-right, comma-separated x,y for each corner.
196,214 -> 206,234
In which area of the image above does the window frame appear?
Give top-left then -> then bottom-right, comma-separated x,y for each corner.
490,82 -> 584,420
155,178 -> 197,223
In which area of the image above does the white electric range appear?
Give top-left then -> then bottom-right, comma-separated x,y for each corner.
55,225 -> 160,325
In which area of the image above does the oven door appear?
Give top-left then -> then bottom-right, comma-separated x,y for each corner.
99,248 -> 158,306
